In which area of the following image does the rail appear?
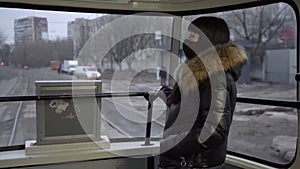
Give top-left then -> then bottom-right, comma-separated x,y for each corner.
236,97 -> 300,109
0,92 -> 148,102
0,92 -> 154,147
1,94 -> 299,108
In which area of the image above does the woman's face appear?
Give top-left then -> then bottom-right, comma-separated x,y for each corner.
183,31 -> 201,60
187,31 -> 200,42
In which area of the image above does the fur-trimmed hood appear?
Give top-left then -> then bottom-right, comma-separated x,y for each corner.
175,43 -> 248,95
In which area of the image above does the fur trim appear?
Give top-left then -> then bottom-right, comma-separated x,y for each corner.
175,43 -> 248,95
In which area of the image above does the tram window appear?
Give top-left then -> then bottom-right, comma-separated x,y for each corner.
0,2 -> 297,166
0,7 -> 173,147
229,103 -> 297,164
182,2 -> 297,165
78,14 -> 173,139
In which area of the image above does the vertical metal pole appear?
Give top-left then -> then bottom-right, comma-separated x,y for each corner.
147,156 -> 155,169
142,94 -> 154,146
169,16 -> 182,87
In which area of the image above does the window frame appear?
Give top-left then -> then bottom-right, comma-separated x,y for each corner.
0,0 -> 298,168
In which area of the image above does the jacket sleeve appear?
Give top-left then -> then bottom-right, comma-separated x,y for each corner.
160,101 -> 205,158
169,85 -> 233,157
161,102 -> 205,158
196,84 -> 233,149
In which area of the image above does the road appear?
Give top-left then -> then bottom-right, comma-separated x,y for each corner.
0,67 -> 76,146
0,66 -> 297,164
0,67 -> 165,147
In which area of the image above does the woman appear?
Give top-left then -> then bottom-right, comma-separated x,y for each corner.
158,16 -> 248,169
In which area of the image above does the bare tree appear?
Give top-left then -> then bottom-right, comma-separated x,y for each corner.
52,39 -> 74,61
0,30 -> 9,64
12,42 -> 28,67
0,44 -> 11,65
126,34 -> 155,69
0,30 -> 7,46
12,38 -> 73,67
106,33 -> 155,70
99,15 -> 156,70
76,14 -> 172,72
224,3 -> 293,64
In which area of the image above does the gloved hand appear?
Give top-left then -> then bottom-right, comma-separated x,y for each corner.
144,85 -> 172,101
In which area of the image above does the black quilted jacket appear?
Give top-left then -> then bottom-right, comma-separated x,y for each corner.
159,43 -> 248,168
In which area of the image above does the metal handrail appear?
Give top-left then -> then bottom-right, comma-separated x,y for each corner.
0,93 -> 299,147
1,94 -> 299,108
0,92 -> 148,102
237,96 -> 300,109
0,92 -> 153,146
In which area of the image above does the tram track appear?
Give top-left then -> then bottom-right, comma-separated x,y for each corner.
0,70 -> 165,145
112,97 -> 166,126
101,98 -> 165,138
100,81 -> 166,138
0,69 -> 31,147
0,68 -> 76,147
6,71 -> 24,96
7,82 -> 29,146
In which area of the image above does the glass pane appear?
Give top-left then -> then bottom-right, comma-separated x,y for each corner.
182,2 -> 297,164
0,7 -> 173,146
229,103 -> 297,164
0,8 -> 103,147
86,15 -> 173,138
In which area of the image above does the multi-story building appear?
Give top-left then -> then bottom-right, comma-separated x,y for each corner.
67,15 -> 121,58
14,16 -> 48,44
68,15 -> 173,72
68,18 -> 91,59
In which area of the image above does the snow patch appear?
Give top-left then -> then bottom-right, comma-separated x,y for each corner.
233,115 -> 251,121
271,135 -> 297,161
264,111 -> 297,121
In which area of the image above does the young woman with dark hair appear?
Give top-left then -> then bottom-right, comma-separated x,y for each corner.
158,16 -> 248,169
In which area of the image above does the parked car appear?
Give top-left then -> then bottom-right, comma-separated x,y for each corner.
61,60 -> 78,74
74,66 -> 101,79
50,60 -> 61,70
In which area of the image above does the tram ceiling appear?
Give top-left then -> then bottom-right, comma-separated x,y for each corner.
0,0 -> 273,13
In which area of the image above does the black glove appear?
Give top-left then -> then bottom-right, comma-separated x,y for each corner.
143,85 -> 172,101
160,85 -> 172,97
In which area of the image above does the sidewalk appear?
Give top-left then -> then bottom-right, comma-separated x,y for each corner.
102,78 -> 298,163
101,67 -> 297,163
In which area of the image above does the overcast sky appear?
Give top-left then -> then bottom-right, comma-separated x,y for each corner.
0,7 -> 103,44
